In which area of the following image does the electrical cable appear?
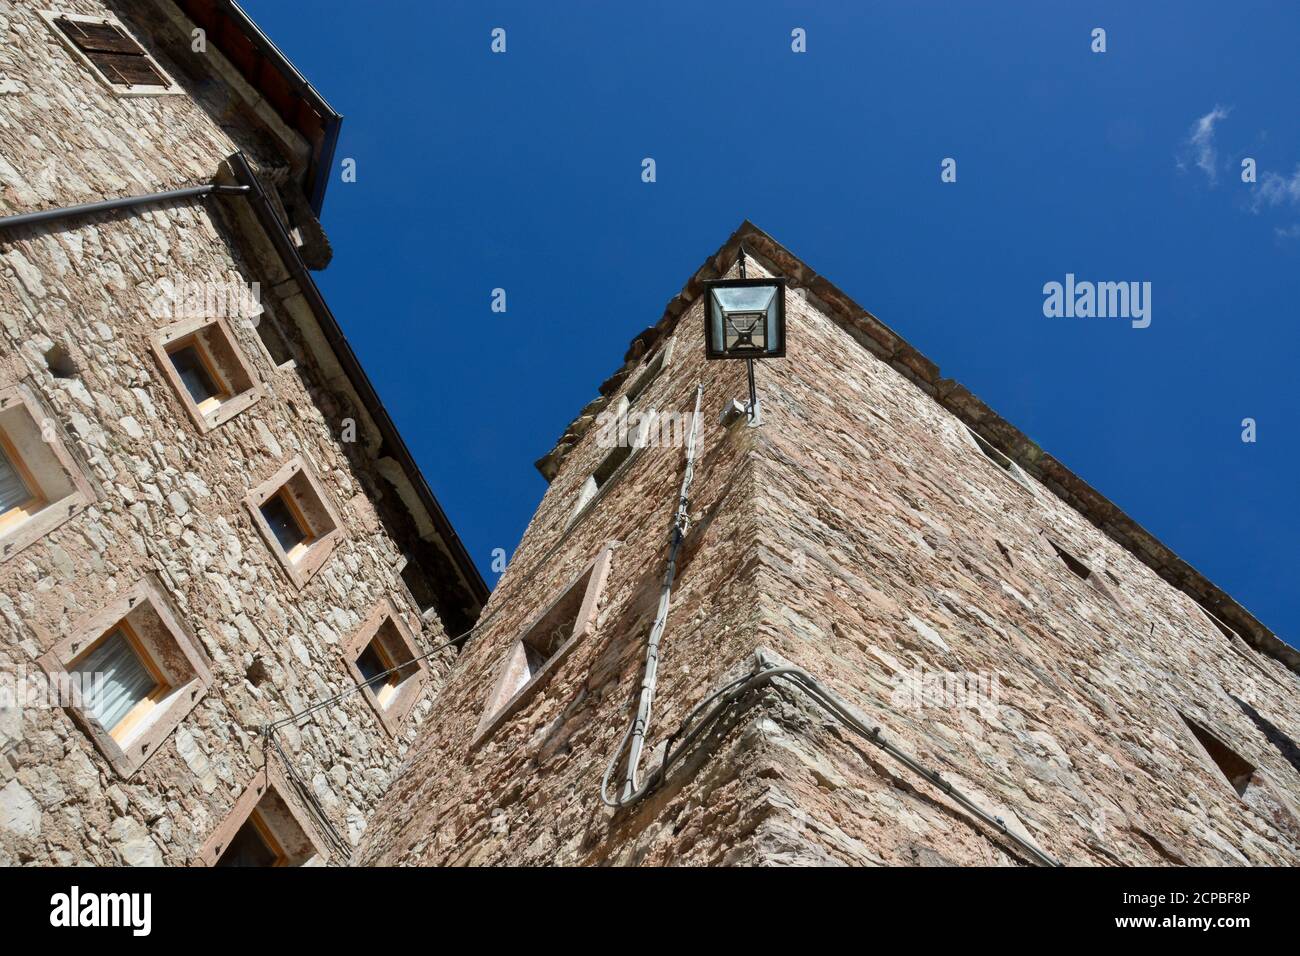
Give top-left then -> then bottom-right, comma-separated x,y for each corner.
601,383 -> 704,805
261,264 -> 1061,866
595,351 -> 1062,865
607,657 -> 1063,867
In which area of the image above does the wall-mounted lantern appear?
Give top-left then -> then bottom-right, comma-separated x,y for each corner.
703,277 -> 786,361
703,250 -> 786,426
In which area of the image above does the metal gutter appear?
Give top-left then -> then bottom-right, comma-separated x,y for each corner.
0,184 -> 248,233
310,110 -> 342,215
226,152 -> 489,605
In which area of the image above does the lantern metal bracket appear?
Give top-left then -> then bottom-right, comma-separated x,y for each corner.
745,358 -> 762,426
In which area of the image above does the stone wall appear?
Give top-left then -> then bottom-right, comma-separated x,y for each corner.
0,0 -> 465,865
358,247 -> 1300,867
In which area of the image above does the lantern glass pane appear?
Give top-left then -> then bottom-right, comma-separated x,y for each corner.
706,281 -> 784,358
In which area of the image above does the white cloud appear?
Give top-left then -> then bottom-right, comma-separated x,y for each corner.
1178,106 -> 1231,184
1255,165 -> 1300,211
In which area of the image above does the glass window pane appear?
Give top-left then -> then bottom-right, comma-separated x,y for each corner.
724,312 -> 766,351
0,441 -> 34,514
355,643 -> 388,688
260,494 -> 307,554
713,286 -> 775,312
169,344 -> 221,406
69,628 -> 158,732
766,295 -> 782,352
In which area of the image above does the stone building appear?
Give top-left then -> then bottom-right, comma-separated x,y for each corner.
0,0 -> 486,865
2,3 -> 1298,872
357,222 -> 1300,867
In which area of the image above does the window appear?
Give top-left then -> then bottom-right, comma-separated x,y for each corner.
399,555 -> 440,620
0,383 -> 95,564
261,491 -> 311,559
253,313 -> 295,368
473,544 -> 616,746
567,339 -> 674,530
568,438 -> 641,530
623,338 -> 674,408
41,11 -> 182,95
1177,710 -> 1256,798
244,457 -> 343,589
197,767 -> 329,867
216,810 -> 285,867
342,600 -> 427,736
0,433 -> 41,529
66,623 -> 168,745
169,342 -> 225,413
1049,540 -> 1092,581
1045,537 -> 1121,607
152,318 -> 262,433
962,425 -> 1033,491
36,577 -> 212,779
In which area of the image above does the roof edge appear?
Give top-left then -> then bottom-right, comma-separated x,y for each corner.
176,0 -> 343,215
227,152 -> 490,610
536,220 -> 1298,675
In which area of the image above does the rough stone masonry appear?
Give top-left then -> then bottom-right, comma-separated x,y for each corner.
357,223 -> 1300,867
0,0 -> 484,865
1,1 -> 1297,869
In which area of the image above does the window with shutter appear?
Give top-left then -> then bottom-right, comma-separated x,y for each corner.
44,12 -> 178,93
37,577 -> 214,779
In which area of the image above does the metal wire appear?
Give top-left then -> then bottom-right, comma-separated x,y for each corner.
611,658 -> 1063,867
601,384 -> 704,806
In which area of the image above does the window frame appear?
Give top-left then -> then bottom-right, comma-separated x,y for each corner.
36,577 -> 213,779
40,10 -> 184,96
342,599 -> 428,737
959,424 -> 1035,493
244,456 -> 344,590
566,418 -> 651,531
621,337 -> 675,409
196,766 -> 330,867
0,430 -> 45,531
67,619 -> 171,745
151,317 -> 263,434
473,543 -> 616,747
0,382 -> 96,565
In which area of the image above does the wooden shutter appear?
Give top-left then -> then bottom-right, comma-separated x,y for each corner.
54,16 -> 168,88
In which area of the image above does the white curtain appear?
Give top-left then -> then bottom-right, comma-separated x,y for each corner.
0,444 -> 32,513
70,630 -> 157,732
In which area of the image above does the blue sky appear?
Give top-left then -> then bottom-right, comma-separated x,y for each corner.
242,1 -> 1299,644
